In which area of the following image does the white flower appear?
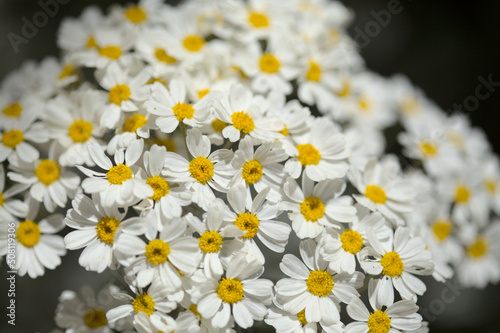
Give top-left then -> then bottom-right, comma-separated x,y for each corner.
0,164 -> 28,222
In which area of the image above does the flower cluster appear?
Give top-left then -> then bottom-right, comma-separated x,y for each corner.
1,0 -> 500,332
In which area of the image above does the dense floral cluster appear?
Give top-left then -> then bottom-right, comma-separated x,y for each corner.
1,0 -> 500,332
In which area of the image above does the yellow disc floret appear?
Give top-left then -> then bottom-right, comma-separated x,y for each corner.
109,84 -> 131,105
59,64 -> 76,80
419,141 -> 437,157
0,192 -> 4,206
248,12 -> 269,28
212,118 -> 227,132
340,229 -> 364,254
145,239 -> 171,265
380,251 -> 404,278
367,310 -> 391,333
259,54 -> 280,74
199,230 -> 223,253
83,309 -> 107,329
306,270 -> 333,297
154,48 -> 176,63
198,89 -> 210,99
183,35 -> 205,52
107,164 -> 133,185
189,156 -> 214,184
485,179 -> 497,195
17,220 -> 41,247
147,175 -> 170,201
432,219 -> 452,242
36,160 -> 61,186
234,212 -> 260,239
172,102 -> 195,121
132,294 -> 155,316
241,160 -> 263,185
2,103 -> 22,117
296,144 -> 321,166
125,5 -> 147,24
68,120 -> 93,143
306,60 -> 321,82
99,46 -> 122,59
297,309 -> 308,326
2,129 -> 24,148
95,216 -> 120,245
122,114 -> 147,133
455,185 -> 470,204
300,197 -> 325,222
231,111 -> 255,134
467,237 -> 488,259
217,278 -> 244,304
365,185 -> 387,204
86,36 -> 98,49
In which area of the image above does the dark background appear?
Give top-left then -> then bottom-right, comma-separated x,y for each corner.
1,0 -> 500,332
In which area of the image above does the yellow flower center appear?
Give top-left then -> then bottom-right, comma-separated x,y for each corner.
367,310 -> 391,333
231,111 -> 255,134
455,185 -> 470,204
278,125 -> 289,136
155,48 -> 176,63
146,175 -> 170,201
297,308 -> 308,326
68,120 -> 93,143
147,77 -> 167,86
419,141 -> 437,157
198,89 -> 210,99
338,80 -> 351,98
35,160 -> 61,186
241,160 -> 263,185
365,185 -> 387,204
300,197 -> 325,222
198,230 -> 223,253
189,156 -> 214,184
0,192 -> 4,206
432,219 -> 452,242
83,309 -> 107,329
125,5 -> 147,24
183,35 -> 205,52
248,12 -> 269,28
122,114 -> 147,133
95,216 -> 120,245
234,212 -> 260,239
259,54 -> 281,74
86,35 -> 98,49
16,220 -> 41,247
99,46 -> 122,59
145,239 -> 171,265
217,278 -> 245,304
467,237 -> 488,259
109,84 -> 131,105
341,230 -> 364,254
485,179 -> 497,195
306,60 -> 321,82
358,96 -> 371,113
107,164 -> 133,185
2,129 -> 24,148
154,137 -> 176,152
2,103 -> 22,117
306,270 -> 333,297
172,102 -> 195,121
380,251 -> 404,278
401,97 -> 419,115
212,118 -> 227,132
189,304 -> 201,318
59,64 -> 76,80
296,144 -> 321,166
132,294 -> 155,316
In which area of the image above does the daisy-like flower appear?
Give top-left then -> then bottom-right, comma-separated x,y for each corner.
77,139 -> 153,208
7,143 -> 80,212
146,79 -> 213,133
163,128 -> 233,210
275,239 -> 364,325
213,83 -> 283,143
349,157 -> 414,226
135,27 -> 179,76
106,282 -> 177,333
230,136 -> 288,202
64,193 -> 143,273
282,175 -> 356,239
106,110 -> 157,155
98,63 -> 152,128
345,294 -> 423,333
115,214 -> 202,290
13,198 -> 66,278
136,144 -> 191,220
110,0 -> 164,29
265,305 -> 344,333
196,254 -> 273,329
57,6 -> 105,53
359,227 -> 434,305
284,117 -> 350,182
0,165 -> 28,222
45,88 -> 107,167
223,185 -> 291,262
54,285 -> 123,333
456,222 -> 500,288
